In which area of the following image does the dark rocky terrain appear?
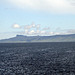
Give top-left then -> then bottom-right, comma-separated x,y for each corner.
0,42 -> 75,75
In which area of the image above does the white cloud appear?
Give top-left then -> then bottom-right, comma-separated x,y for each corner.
27,30 -> 47,35
12,24 -> 21,28
49,32 -> 54,35
31,23 -> 36,28
49,32 -> 62,35
40,31 -> 46,34
25,29 -> 29,34
24,23 -> 41,30
6,0 -> 75,13
12,23 -> 62,35
12,23 -> 75,36
28,30 -> 35,35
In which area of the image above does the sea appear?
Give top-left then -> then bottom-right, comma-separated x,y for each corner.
0,42 -> 75,75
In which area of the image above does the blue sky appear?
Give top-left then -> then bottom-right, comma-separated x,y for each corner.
0,0 -> 75,39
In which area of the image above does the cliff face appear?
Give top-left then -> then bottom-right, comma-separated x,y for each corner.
0,34 -> 75,43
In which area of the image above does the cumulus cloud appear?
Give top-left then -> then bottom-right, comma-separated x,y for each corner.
11,23 -> 62,36
25,29 -> 29,34
31,23 -> 36,28
49,32 -> 64,35
12,24 -> 21,28
24,23 -> 41,30
6,0 -> 75,13
23,23 -> 41,35
27,30 -> 47,35
28,30 -> 35,35
40,31 -> 46,34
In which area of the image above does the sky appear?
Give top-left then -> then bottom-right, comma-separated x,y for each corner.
0,0 -> 75,39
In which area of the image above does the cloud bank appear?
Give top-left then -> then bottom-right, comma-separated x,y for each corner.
12,23 -> 52,35
12,23 -> 75,36
6,0 -> 75,13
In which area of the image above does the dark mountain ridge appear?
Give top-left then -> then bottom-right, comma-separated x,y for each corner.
0,34 -> 75,43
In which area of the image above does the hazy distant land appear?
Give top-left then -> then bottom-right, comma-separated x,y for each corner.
0,34 -> 75,43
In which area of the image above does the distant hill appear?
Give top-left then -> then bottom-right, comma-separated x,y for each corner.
0,34 -> 75,43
